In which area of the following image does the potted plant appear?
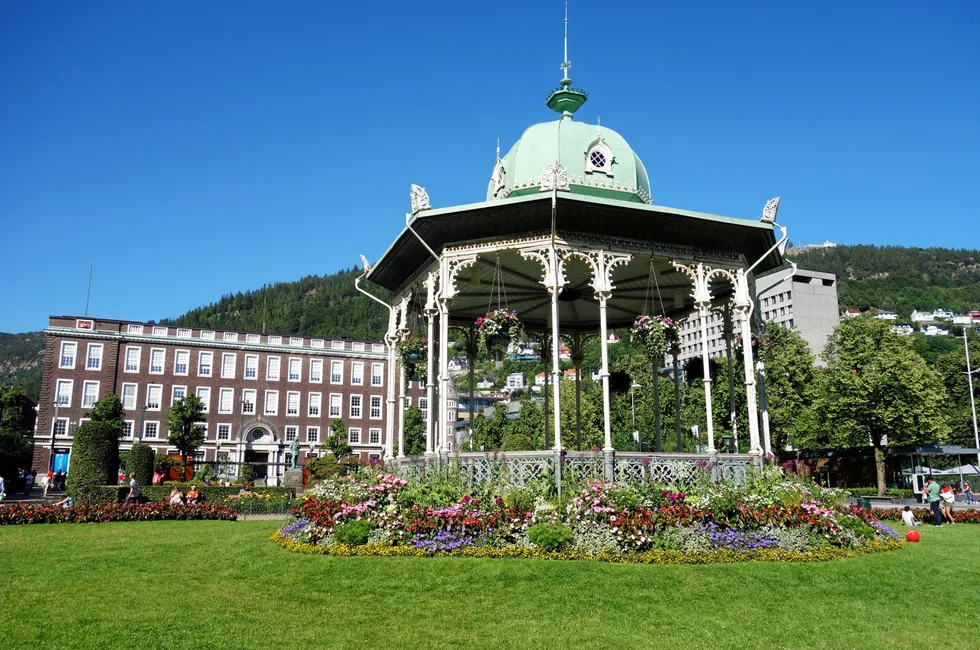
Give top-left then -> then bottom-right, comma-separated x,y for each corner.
476,309 -> 523,347
629,314 -> 678,363
397,337 -> 428,379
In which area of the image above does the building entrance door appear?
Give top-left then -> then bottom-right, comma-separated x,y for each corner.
243,450 -> 269,482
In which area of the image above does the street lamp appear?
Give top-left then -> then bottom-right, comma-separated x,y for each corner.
50,401 -> 60,471
962,328 -> 980,468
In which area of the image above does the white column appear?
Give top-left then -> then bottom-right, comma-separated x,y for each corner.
424,310 -> 436,456
598,291 -> 613,452
550,261 -> 562,450
735,269 -> 762,458
397,362 -> 407,458
697,302 -> 716,453
383,308 -> 398,461
438,297 -> 450,453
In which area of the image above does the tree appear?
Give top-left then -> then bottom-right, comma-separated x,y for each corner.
66,422 -> 121,502
814,318 -> 949,495
0,385 -> 35,489
323,418 -> 353,460
166,395 -> 207,479
403,406 -> 426,456
89,394 -> 124,430
126,443 -> 155,489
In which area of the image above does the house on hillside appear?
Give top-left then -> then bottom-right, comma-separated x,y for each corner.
967,310 -> 980,323
476,378 -> 495,390
564,368 -> 582,381
911,310 -> 934,323
504,372 -> 526,392
843,308 -> 862,318
922,324 -> 950,336
891,324 -> 914,336
952,315 -> 972,325
873,311 -> 898,321
934,309 -> 955,320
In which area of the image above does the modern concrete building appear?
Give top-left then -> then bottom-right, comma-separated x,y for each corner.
676,266 -> 840,365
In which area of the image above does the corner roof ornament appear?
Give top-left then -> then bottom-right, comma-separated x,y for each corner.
410,184 -> 431,214
761,197 -> 780,223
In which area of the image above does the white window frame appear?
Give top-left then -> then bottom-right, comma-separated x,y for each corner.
351,361 -> 364,386
306,426 -> 320,443
268,336 -> 282,345
217,423 -> 231,441
352,342 -> 365,352
121,383 -> 138,410
348,427 -> 361,444
55,379 -> 73,407
146,384 -> 163,411
330,360 -> 343,385
152,326 -> 168,336
200,330 -> 215,341
198,351 -> 213,377
246,334 -> 260,343
266,356 -> 281,381
264,390 -> 279,415
196,387 -> 211,413
241,389 -> 257,415
332,340 -> 345,351
143,421 -> 160,440
309,358 -> 323,383
124,346 -> 141,373
244,354 -> 259,380
123,420 -> 135,440
149,348 -> 165,375
311,338 -> 325,349
127,324 -> 144,334
218,388 -> 234,415
284,425 -> 298,442
369,395 -> 382,420
287,357 -> 302,382
286,391 -> 300,417
177,328 -> 192,338
174,349 -> 190,376
371,362 -> 383,387
328,393 -> 342,418
171,385 -> 187,405
59,341 -> 77,369
349,394 -> 362,419
290,337 -> 303,347
221,353 -> 236,379
223,332 -> 239,342
81,380 -> 100,408
308,392 -> 321,417
372,343 -> 384,353
85,343 -> 103,371
52,417 -> 69,437
369,428 -> 381,445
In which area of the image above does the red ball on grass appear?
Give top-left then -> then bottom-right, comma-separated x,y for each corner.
906,530 -> 920,543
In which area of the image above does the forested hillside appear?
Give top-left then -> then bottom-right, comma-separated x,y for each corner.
789,245 -> 980,319
0,332 -> 45,401
162,267 -> 389,340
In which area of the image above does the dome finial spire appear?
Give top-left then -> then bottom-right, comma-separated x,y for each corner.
546,1 -> 587,117
560,0 -> 571,85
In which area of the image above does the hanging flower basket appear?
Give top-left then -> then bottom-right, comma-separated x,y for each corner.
476,309 -> 523,344
630,314 -> 678,363
397,337 -> 428,366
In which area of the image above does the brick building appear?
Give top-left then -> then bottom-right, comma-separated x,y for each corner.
33,316 -> 444,484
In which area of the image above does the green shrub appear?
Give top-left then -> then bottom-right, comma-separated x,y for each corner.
239,465 -> 256,486
67,422 -> 121,502
308,455 -> 341,481
843,487 -> 913,499
838,515 -> 876,540
527,523 -> 573,551
333,520 -> 377,546
126,444 -> 155,489
500,433 -> 535,451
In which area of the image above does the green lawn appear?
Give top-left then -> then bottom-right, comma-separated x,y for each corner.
1,521 -> 978,650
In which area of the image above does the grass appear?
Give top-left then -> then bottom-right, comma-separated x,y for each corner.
1,521 -> 979,650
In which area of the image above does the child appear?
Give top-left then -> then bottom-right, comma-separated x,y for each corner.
901,506 -> 919,527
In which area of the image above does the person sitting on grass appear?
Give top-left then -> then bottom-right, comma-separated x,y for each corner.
186,485 -> 200,505
168,488 -> 185,505
901,506 -> 919,527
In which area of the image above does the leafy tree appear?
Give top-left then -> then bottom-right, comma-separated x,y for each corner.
0,385 -> 35,489
934,338 -> 980,446
500,433 -> 535,451
126,443 -> 155,489
471,403 -> 509,450
90,393 -> 125,430
813,318 -> 949,495
403,406 -> 426,456
166,395 -> 207,479
66,421 -> 120,501
323,418 -> 353,460
509,399 -> 545,449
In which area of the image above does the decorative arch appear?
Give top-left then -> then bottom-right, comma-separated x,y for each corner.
240,418 -> 280,444
585,137 -> 614,176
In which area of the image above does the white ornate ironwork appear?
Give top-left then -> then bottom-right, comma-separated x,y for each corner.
442,255 -> 479,301
539,161 -> 570,192
761,196 -> 780,223
491,158 -> 506,196
410,184 -> 431,213
585,136 -> 614,176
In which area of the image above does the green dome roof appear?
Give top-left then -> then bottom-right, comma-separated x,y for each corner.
487,116 -> 652,204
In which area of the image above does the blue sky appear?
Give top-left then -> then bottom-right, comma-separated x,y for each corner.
1,1 -> 978,333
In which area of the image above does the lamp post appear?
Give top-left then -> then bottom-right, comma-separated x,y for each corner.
962,328 -> 980,468
50,401 -> 60,471
137,406 -> 146,443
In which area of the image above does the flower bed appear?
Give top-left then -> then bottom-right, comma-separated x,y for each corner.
272,471 -> 903,564
872,507 -> 980,524
0,502 -> 238,525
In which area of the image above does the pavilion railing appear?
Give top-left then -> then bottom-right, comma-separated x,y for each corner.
388,450 -> 755,489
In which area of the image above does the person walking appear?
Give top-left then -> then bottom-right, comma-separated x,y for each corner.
940,485 -> 956,524
24,470 -> 34,496
125,472 -> 140,504
924,477 -> 943,526
964,480 -> 976,506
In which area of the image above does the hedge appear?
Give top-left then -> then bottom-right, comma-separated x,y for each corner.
126,444 -> 155,489
0,502 -> 237,525
66,422 -> 120,502
844,488 -> 915,499
78,485 -> 296,505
